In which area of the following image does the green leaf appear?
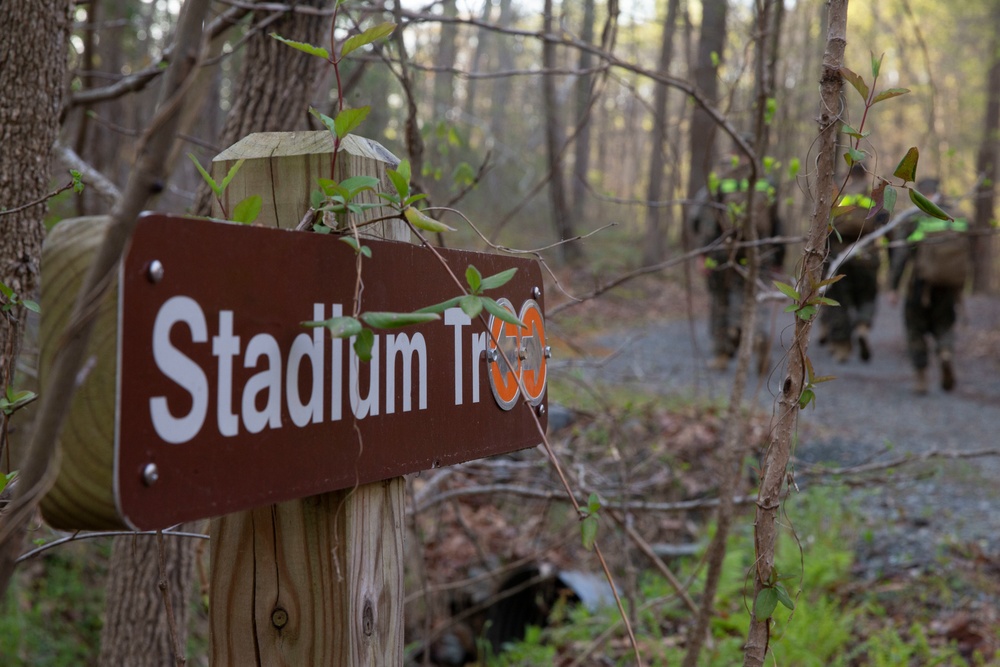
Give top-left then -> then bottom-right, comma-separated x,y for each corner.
339,175 -> 380,195
482,297 -> 525,327
21,299 -> 40,313
871,51 -> 883,79
0,470 -> 16,495
755,587 -> 779,620
0,281 -> 13,300
798,387 -> 815,410
796,305 -> 817,321
844,147 -> 866,166
814,297 -> 840,307
388,161 -> 411,200
775,583 -> 795,610
773,281 -> 800,301
580,515 -> 598,551
402,193 -> 428,207
310,189 -> 326,209
334,106 -> 370,139
872,87 -> 910,104
339,236 -> 371,257
354,329 -> 375,362
839,66 -> 869,101
465,266 -> 482,293
883,186 -> 898,215
232,195 -> 262,224
340,22 -> 396,58
415,296 -> 464,315
404,207 -> 455,233
360,311 -> 441,329
309,107 -> 338,135
271,33 -> 330,60
587,492 -> 601,514
219,159 -> 245,193
303,316 -> 363,339
909,189 -> 953,221
894,147 -> 919,183
188,153 -> 221,196
480,268 -> 518,292
459,295 -> 483,318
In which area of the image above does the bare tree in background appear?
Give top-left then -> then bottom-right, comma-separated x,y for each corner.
973,1 -> 1000,292
685,0 -> 727,213
542,0 -> 579,262
570,0 -> 597,233
642,0 -> 681,265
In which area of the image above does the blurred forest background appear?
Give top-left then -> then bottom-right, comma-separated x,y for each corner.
4,0 -> 1000,665
45,0 -> 1000,285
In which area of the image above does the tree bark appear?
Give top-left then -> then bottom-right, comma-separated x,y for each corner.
193,0 -> 332,215
973,3 -> 1000,293
743,2 -> 847,665
641,0 -> 681,265
0,0 -> 72,433
570,0 -> 597,233
685,0 -> 727,206
542,0 -> 579,263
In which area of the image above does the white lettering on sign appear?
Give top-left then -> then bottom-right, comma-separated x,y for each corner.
147,300 -> 493,445
150,296 -> 210,444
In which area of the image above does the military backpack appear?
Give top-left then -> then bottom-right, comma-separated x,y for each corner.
909,217 -> 970,288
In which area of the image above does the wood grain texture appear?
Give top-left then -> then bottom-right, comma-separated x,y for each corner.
38,216 -> 126,529
210,133 -> 407,665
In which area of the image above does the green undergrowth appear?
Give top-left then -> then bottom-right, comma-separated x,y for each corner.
489,485 -> 993,666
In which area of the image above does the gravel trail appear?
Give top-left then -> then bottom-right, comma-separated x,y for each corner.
579,290 -> 1000,575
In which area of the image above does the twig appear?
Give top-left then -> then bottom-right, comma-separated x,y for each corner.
0,179 -> 75,218
15,528 -> 208,563
156,530 -> 186,667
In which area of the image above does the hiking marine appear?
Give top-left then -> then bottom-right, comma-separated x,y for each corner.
888,179 -> 970,394
820,163 -> 889,363
690,161 -> 784,372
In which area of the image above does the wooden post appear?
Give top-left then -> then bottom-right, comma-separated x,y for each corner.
208,132 -> 407,665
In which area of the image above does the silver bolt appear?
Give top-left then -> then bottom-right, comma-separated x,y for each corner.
486,348 -> 499,362
147,260 -> 164,283
142,463 -> 159,487
543,345 -> 553,359
531,286 -> 542,299
536,404 -> 546,416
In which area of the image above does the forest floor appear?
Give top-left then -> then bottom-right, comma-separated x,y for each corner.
538,270 -> 1000,660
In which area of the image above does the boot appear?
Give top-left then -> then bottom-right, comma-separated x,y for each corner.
856,323 -> 871,362
914,367 -> 929,395
708,353 -> 730,371
755,336 -> 771,377
940,350 -> 956,392
831,341 -> 851,364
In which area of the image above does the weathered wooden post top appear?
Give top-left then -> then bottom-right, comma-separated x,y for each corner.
40,131 -> 549,530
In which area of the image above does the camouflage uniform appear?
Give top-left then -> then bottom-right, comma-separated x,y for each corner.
690,169 -> 784,371
889,201 -> 969,393
820,187 -> 888,363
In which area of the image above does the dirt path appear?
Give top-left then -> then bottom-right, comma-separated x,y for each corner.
577,290 -> 1000,575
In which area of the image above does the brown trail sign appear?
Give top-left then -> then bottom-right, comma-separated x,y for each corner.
39,132 -> 548,665
116,214 -> 547,529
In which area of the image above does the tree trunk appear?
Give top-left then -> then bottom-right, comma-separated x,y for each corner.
570,0 -> 597,233
193,0 -> 332,215
743,2 -> 847,665
685,0 -> 726,210
973,4 -> 1000,293
433,0 -> 459,117
542,0 -> 579,263
0,0 -> 72,595
641,0 -> 681,265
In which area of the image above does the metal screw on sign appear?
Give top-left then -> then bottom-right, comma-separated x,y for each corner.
147,260 -> 164,283
532,286 -> 542,299
142,463 -> 159,487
